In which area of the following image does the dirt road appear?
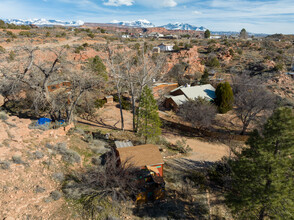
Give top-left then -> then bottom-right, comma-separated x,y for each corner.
163,132 -> 230,162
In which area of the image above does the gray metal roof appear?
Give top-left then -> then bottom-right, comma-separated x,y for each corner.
169,95 -> 188,106
171,84 -> 216,101
286,72 -> 294,75
115,141 -> 134,149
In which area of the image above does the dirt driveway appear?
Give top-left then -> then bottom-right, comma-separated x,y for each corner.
163,132 -> 230,162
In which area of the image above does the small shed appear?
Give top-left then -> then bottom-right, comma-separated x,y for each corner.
116,144 -> 164,177
104,95 -> 114,104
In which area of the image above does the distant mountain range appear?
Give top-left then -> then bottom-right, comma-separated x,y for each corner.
110,19 -> 155,28
5,18 -> 84,27
109,20 -> 206,31
160,23 -> 206,31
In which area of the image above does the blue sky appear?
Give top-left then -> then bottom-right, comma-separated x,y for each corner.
0,0 -> 294,34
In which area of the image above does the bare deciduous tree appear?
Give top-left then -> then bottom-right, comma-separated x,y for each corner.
177,98 -> 217,129
125,47 -> 166,131
0,47 -> 105,123
232,74 -> 276,135
108,44 -> 166,132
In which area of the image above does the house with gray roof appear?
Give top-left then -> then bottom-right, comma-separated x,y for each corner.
164,84 -> 216,110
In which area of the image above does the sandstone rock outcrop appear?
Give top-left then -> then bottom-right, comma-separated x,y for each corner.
165,46 -> 205,75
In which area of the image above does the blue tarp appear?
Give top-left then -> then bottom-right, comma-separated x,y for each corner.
57,120 -> 65,125
37,118 -> 66,126
37,118 -> 52,125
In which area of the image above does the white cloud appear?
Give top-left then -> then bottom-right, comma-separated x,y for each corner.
192,10 -> 202,15
136,0 -> 177,8
104,0 -> 178,7
162,0 -> 177,7
104,0 -> 134,6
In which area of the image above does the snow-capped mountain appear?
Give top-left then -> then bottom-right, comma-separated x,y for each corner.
160,23 -> 206,31
110,19 -> 155,28
5,18 -> 84,27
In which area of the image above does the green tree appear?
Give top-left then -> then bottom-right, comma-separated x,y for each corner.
215,82 -> 234,113
226,107 -> 294,219
88,32 -> 95,39
200,69 -> 210,85
204,29 -> 211,39
173,44 -> 180,51
206,56 -> 220,68
240,28 -> 248,39
273,63 -> 284,72
137,86 -> 161,143
0,19 -> 5,27
88,56 -> 108,79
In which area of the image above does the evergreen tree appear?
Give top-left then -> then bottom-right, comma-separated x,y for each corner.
200,69 -> 210,85
88,56 -> 108,79
240,28 -> 248,39
226,108 -> 294,219
137,86 -> 161,143
204,29 -> 211,39
215,82 -> 234,113
206,56 -> 220,68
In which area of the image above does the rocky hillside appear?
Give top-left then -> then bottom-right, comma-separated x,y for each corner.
0,111 -> 76,219
166,46 -> 205,74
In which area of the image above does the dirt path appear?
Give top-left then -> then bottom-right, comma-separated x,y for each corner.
163,132 -> 230,162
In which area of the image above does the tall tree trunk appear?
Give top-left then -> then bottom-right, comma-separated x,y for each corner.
66,90 -> 84,124
136,86 -> 144,133
241,121 -> 249,135
258,207 -> 265,220
144,113 -> 148,144
115,80 -> 124,131
130,85 -> 136,132
117,92 -> 124,131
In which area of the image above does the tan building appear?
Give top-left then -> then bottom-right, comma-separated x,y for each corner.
116,144 -> 164,177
